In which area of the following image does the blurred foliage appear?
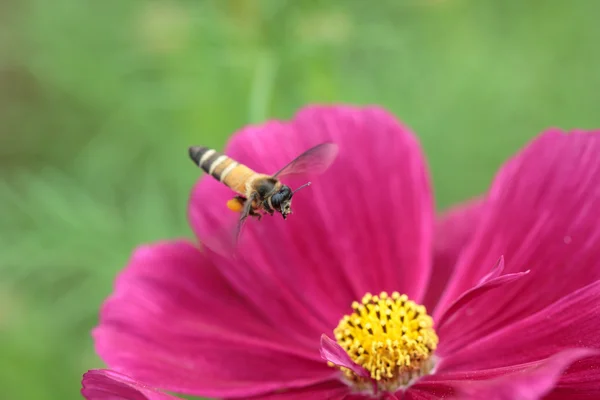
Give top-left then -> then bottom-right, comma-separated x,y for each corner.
1,1 -> 599,399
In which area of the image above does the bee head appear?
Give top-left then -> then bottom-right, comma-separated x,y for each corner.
270,185 -> 293,219
270,182 -> 312,219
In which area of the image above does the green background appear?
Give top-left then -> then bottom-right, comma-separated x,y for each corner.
1,1 -> 599,399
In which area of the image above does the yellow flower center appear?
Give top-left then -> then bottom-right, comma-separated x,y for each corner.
332,292 -> 438,392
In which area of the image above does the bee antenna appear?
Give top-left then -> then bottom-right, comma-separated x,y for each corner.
292,182 -> 311,195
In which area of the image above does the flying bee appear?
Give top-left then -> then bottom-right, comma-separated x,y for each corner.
188,142 -> 338,241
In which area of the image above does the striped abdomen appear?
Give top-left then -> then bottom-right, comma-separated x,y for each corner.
188,146 -> 256,195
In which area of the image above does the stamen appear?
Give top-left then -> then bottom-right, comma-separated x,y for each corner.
332,292 -> 438,392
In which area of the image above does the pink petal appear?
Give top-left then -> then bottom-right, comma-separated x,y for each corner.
423,198 -> 484,312
403,383 -> 454,400
434,265 -> 531,352
320,334 -> 370,379
453,349 -> 597,400
94,240 -> 337,398
81,369 -> 180,400
407,349 -> 596,399
245,381 -> 351,400
437,280 -> 600,376
436,129 -> 600,339
543,356 -> 600,399
188,105 -> 434,325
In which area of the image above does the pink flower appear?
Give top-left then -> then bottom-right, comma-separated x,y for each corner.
81,106 -> 600,400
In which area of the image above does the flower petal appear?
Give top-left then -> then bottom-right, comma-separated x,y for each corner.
188,105 -> 435,325
81,369 -> 179,400
403,383 -> 454,400
409,349 -> 597,400
453,349 -> 597,400
437,129 -> 600,338
434,266 -> 531,351
437,280 -> 600,375
543,356 -> 600,399
245,381 -> 350,400
94,240 -> 337,398
320,334 -> 370,379
423,198 -> 484,312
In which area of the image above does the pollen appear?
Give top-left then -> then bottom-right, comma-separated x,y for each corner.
333,292 -> 438,391
226,198 -> 244,213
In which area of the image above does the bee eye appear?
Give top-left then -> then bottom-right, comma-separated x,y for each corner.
271,195 -> 282,208
271,187 -> 291,210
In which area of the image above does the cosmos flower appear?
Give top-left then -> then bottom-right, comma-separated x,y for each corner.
81,106 -> 600,400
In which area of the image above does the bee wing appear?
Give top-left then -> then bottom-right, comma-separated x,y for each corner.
234,192 -> 257,246
272,142 -> 339,180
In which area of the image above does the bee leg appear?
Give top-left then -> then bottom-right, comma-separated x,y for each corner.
248,207 -> 262,221
261,200 -> 275,217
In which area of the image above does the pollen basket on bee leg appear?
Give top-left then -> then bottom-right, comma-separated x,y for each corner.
227,198 -> 245,213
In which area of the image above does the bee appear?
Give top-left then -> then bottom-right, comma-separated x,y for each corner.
188,142 -> 338,240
